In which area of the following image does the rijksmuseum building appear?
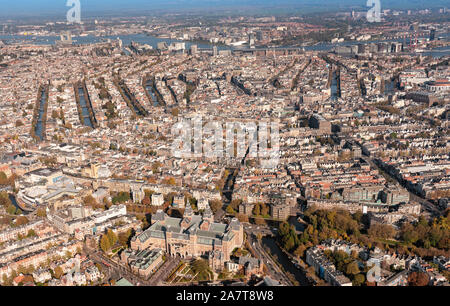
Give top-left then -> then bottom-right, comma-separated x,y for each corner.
130,205 -> 244,263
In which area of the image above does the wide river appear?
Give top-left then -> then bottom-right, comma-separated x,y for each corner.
1,33 -> 448,57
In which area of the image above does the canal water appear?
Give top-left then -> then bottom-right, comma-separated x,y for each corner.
261,236 -> 310,286
331,71 -> 339,101
288,216 -> 306,232
35,88 -> 47,141
8,194 -> 30,215
78,87 -> 93,128
384,78 -> 396,95
420,45 -> 450,58
120,83 -> 146,116
145,79 -> 159,107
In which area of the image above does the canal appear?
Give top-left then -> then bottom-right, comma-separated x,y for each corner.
77,86 -> 93,128
34,87 -> 47,141
330,71 -> 339,101
8,194 -> 30,215
261,236 -> 311,286
145,79 -> 159,107
119,82 -> 147,116
288,215 -> 307,232
384,78 -> 396,95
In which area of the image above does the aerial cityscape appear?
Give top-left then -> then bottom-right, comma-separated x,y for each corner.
0,0 -> 448,291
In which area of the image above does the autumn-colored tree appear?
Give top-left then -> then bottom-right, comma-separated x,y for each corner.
151,162 -> 161,174
294,244 -> 307,258
17,265 -> 27,275
2,273 -> 8,285
6,204 -> 16,215
353,274 -> 365,286
226,205 -> 235,215
0,191 -> 11,207
142,196 -> 151,206
100,234 -> 111,253
171,108 -> 179,117
144,189 -> 155,198
368,224 -> 396,239
236,213 -> 249,223
166,177 -> 176,186
51,109 -> 59,119
164,192 -> 177,205
15,216 -> 29,226
54,266 -> 64,279
229,199 -> 242,211
83,195 -> 98,208
118,229 -> 134,247
260,204 -> 269,217
254,217 -> 267,226
36,208 -> 47,218
209,200 -> 222,213
408,272 -> 429,286
253,204 -> 261,216
346,261 -> 360,276
106,229 -> 118,247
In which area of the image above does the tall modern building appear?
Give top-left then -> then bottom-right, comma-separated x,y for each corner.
430,29 -> 436,41
391,42 -> 403,53
190,44 -> 198,55
357,44 -> 366,54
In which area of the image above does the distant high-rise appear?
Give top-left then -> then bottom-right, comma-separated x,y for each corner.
213,46 -> 218,57
391,42 -> 403,53
190,44 -> 198,55
430,29 -> 436,41
357,44 -> 366,54
256,31 -> 264,41
248,33 -> 255,47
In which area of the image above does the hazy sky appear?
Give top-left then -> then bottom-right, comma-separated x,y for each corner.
0,0 -> 446,17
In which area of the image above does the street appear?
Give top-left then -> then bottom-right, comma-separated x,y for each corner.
245,229 -> 293,286
360,155 -> 442,216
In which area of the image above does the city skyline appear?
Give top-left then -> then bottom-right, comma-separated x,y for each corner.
1,0 -> 449,18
